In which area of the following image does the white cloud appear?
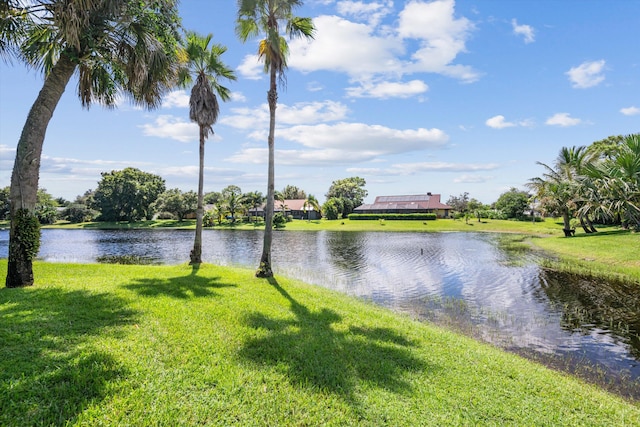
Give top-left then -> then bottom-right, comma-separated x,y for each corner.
511,19 -> 535,43
162,90 -> 190,108
227,122 -> 449,165
221,101 -> 349,129
485,115 -> 533,129
346,79 -> 429,99
336,0 -> 393,26
230,92 -> 247,103
347,161 -> 499,176
486,115 -> 516,129
139,115 -> 199,142
237,54 -> 264,80
566,60 -> 606,89
454,174 -> 493,183
397,0 -> 478,81
545,112 -> 582,127
620,106 -> 640,116
291,0 -> 478,85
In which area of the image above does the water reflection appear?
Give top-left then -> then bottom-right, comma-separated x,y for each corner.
0,228 -> 638,395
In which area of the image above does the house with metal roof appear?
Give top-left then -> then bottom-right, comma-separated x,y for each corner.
353,193 -> 452,218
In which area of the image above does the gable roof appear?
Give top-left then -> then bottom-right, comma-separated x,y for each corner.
355,194 -> 452,211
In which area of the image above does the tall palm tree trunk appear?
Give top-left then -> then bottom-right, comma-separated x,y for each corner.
256,67 -> 278,277
7,55 -> 76,287
190,127 -> 206,264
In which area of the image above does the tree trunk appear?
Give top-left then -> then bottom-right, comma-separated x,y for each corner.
256,66 -> 277,278
578,215 -> 592,234
561,209 -> 572,237
190,127 -> 205,264
6,55 -> 76,288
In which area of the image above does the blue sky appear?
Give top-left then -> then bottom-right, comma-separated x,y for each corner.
1,0 -> 639,204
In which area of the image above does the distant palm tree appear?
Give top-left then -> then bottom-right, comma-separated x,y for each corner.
303,194 -> 321,221
236,0 -> 315,277
2,0 -> 182,287
178,32 -> 235,264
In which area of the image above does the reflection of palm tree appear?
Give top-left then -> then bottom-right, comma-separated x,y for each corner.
5,1 -> 182,287
237,0 -> 315,278
303,194 -> 321,221
179,32 -> 235,264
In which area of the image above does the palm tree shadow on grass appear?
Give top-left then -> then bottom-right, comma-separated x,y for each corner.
0,287 -> 136,425
239,278 -> 436,407
124,266 -> 236,299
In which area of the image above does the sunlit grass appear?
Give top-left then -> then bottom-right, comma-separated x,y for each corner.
1,260 -> 638,426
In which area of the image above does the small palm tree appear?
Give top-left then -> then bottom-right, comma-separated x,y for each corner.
303,194 -> 321,221
236,0 -> 315,277
178,32 -> 235,264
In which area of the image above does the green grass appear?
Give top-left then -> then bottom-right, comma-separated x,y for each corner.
1,260 -> 638,426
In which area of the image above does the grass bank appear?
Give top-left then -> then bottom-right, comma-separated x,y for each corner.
1,261 -> 638,426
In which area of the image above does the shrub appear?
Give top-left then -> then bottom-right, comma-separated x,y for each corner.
156,211 -> 176,220
62,204 -> 98,223
273,213 -> 286,228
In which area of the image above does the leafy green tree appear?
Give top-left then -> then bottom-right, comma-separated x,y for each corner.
204,191 -> 222,205
237,0 -> 315,277
282,185 -> 306,199
35,189 -> 58,225
92,168 -> 166,222
178,31 -> 235,264
152,188 -> 198,220
0,186 -> 9,220
61,204 -> 98,224
446,192 -> 469,216
325,177 -> 367,217
222,185 -> 243,223
322,197 -> 344,220
3,0 -> 181,287
494,188 -> 530,220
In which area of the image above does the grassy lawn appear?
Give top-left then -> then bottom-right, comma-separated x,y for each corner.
1,260 -> 638,426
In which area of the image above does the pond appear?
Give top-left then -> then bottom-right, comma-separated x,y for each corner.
1,228 -> 638,397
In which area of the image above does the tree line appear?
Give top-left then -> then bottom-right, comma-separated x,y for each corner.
0,170 -> 371,225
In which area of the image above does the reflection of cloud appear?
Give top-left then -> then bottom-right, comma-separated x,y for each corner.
566,60 -> 606,89
545,112 -> 582,127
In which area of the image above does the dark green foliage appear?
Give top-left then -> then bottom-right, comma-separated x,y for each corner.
152,188 -> 197,220
325,177 -> 367,217
494,188 -> 531,219
0,186 -> 9,220
92,168 -> 166,222
62,204 -> 98,223
322,198 -> 342,220
273,213 -> 286,228
11,209 -> 40,261
348,213 -> 437,221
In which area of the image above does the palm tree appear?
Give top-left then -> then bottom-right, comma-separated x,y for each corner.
178,32 -> 235,264
236,0 -> 315,277
3,0 -> 181,287
303,194 -> 320,221
528,146 -> 595,236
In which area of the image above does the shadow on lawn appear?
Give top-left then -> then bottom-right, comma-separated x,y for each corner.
239,278 -> 434,409
124,266 -> 236,299
0,287 -> 136,425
